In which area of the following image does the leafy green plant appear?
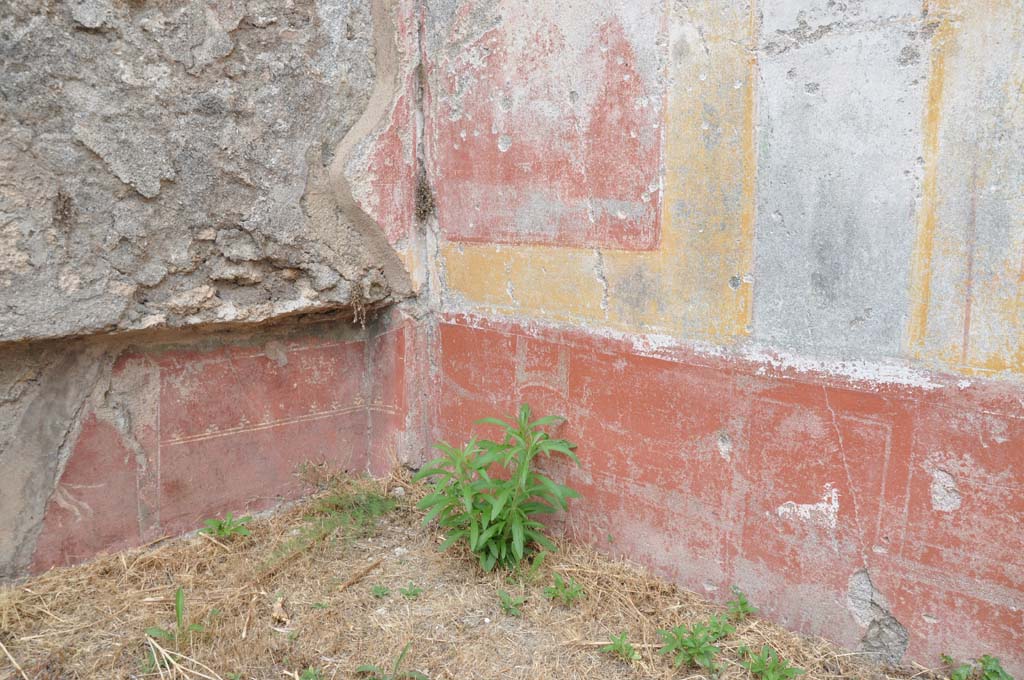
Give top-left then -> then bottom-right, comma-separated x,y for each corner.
741,646 -> 804,680
944,655 -> 976,680
942,654 -> 1014,680
145,587 -> 204,646
979,655 -> 1013,680
356,642 -> 430,679
399,581 -> 423,600
413,405 -> 579,571
498,589 -> 526,617
299,669 -> 322,680
543,573 -> 585,606
726,585 -> 758,621
600,632 -> 641,662
371,584 -> 391,599
200,511 -> 252,539
706,613 -> 736,640
657,623 -> 719,671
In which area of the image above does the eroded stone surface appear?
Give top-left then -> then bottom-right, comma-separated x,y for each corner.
0,0 -> 411,343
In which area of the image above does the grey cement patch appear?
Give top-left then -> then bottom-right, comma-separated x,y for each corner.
846,569 -> 909,664
752,7 -> 928,357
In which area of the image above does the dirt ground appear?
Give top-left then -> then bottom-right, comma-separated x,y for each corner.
0,472 -> 936,680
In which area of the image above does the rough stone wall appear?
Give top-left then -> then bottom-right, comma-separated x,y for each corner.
0,0 -> 412,342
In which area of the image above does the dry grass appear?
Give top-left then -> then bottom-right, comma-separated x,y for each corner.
0,470 -> 938,680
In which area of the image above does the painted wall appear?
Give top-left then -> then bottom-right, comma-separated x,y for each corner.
2,0 -> 1021,672
424,0 -> 1024,671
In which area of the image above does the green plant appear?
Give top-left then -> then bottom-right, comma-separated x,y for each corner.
657,623 -> 719,671
979,655 -> 1013,680
706,613 -> 736,640
600,632 -> 641,662
944,655 -> 976,680
741,646 -> 804,680
371,584 -> 391,599
942,654 -> 1015,680
311,602 -> 329,610
356,642 -> 430,680
498,589 -> 526,617
414,404 -> 579,571
200,511 -> 252,539
145,587 -> 205,646
399,581 -> 423,600
543,573 -> 585,606
299,669 -> 322,680
726,585 -> 758,621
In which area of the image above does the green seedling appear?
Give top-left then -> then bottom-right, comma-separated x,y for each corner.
311,602 -> 329,610
944,655 -> 975,680
356,642 -> 430,680
371,584 -> 391,599
144,587 -> 205,646
498,589 -> 526,617
942,654 -> 1015,680
414,404 -> 579,572
657,623 -> 719,671
600,632 -> 641,662
726,585 -> 758,621
142,587 -> 205,672
399,582 -> 423,600
741,645 -> 804,680
706,613 -> 736,640
543,573 -> 585,606
200,511 -> 252,539
979,655 -> 1013,680
299,669 -> 322,680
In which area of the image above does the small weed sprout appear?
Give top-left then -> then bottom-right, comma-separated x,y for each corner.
726,585 -> 758,621
706,613 -> 736,640
414,405 -> 579,571
543,573 -> 585,606
741,645 -> 804,680
299,669 -> 322,680
399,582 -> 423,600
144,587 -> 204,645
356,642 -> 430,680
942,654 -> 1014,680
657,623 -> 719,671
944,655 -> 975,680
371,584 -> 391,599
498,589 -> 526,617
979,655 -> 1013,680
311,602 -> 329,610
142,587 -> 205,670
600,632 -> 641,662
200,511 -> 252,539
